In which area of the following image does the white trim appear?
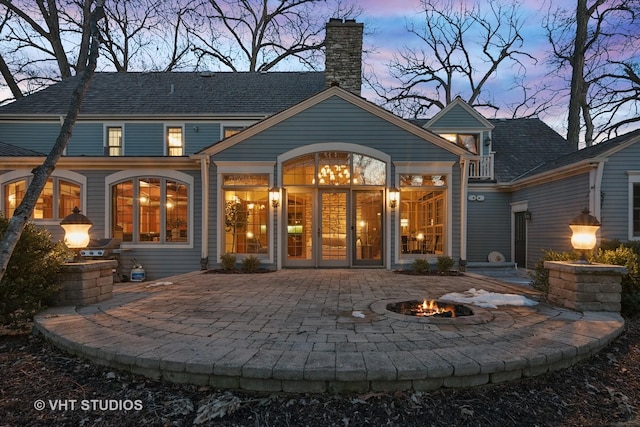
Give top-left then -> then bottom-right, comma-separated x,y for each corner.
104,123 -> 124,156
104,169 -> 195,248
629,171 -> 640,241
278,142 -> 391,166
424,97 -> 495,130
0,169 -> 87,221
215,161 -> 275,175
200,157 -> 210,264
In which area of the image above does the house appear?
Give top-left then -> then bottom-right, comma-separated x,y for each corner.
1,19 -> 639,280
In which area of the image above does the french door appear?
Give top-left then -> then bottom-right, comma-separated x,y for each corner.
284,189 -> 384,267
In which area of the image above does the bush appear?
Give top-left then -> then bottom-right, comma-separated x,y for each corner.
411,258 -> 430,274
220,252 -> 237,270
241,255 -> 261,273
531,249 -> 580,294
0,218 -> 70,328
436,256 -> 454,273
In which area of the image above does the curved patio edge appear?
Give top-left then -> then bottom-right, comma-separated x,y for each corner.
33,268 -> 627,394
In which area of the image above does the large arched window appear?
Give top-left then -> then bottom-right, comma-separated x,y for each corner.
283,151 -> 386,186
2,173 -> 82,221
110,175 -> 190,244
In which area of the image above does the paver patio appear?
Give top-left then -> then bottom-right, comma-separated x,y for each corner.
34,269 -> 624,393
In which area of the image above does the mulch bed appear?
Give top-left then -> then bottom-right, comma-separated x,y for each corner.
1,318 -> 639,426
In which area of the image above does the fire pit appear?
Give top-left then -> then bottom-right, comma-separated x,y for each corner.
386,299 -> 473,318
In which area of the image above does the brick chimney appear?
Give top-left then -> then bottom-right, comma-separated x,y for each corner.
324,18 -> 363,96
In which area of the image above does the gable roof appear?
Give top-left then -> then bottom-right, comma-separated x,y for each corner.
0,72 -> 326,117
515,128 -> 640,181
197,86 -> 470,157
0,141 -> 45,156
425,97 -> 494,131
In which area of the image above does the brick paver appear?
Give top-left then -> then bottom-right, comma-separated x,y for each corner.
34,269 -> 624,393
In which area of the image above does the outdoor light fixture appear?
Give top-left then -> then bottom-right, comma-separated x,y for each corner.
524,210 -> 532,221
569,208 -> 601,264
269,187 -> 280,208
60,207 -> 92,260
389,188 -> 399,209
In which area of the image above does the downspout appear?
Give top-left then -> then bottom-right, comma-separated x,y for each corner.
591,160 -> 605,220
459,156 -> 469,270
199,155 -> 210,269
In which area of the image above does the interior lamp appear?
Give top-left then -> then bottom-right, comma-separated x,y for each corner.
389,188 -> 399,209
569,208 -> 601,264
60,207 -> 92,259
269,187 -> 280,208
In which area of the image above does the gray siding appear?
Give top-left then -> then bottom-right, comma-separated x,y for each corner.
124,123 -> 164,156
0,122 -> 59,153
467,190 -> 511,262
186,123 -> 222,154
600,142 -> 640,241
513,173 -> 590,267
68,123 -> 103,155
427,104 -> 487,130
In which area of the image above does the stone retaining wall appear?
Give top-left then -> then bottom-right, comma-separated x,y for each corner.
544,261 -> 627,312
51,260 -> 117,307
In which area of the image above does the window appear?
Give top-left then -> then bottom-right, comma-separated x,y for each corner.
440,133 -> 479,154
167,126 -> 184,156
107,126 -> 122,156
399,174 -> 447,255
223,126 -> 245,138
222,174 -> 270,255
111,177 -> 189,243
283,152 -> 386,186
3,177 -> 80,220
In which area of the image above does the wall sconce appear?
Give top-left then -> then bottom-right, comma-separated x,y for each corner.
524,210 -> 532,221
389,188 -> 399,209
269,187 -> 280,208
484,136 -> 492,147
193,125 -> 199,132
60,207 -> 92,260
569,208 -> 601,264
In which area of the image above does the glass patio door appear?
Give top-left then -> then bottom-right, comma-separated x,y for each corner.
353,190 -> 383,266
318,190 -> 349,267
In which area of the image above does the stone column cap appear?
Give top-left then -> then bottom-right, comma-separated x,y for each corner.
544,261 -> 628,275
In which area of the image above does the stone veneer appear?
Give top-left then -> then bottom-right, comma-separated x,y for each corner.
324,18 -> 363,95
51,260 -> 117,307
544,261 -> 627,312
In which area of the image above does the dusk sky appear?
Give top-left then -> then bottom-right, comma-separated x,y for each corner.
347,0 -> 567,128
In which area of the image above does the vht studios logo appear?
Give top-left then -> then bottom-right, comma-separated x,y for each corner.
34,399 -> 143,411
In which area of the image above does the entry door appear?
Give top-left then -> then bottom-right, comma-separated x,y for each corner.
353,190 -> 383,266
514,211 -> 527,268
319,190 -> 349,267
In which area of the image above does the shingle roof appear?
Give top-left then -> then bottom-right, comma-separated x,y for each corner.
488,118 -> 576,182
516,128 -> 640,180
0,72 -> 327,116
0,141 -> 45,156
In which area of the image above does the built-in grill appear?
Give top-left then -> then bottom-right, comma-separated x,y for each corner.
80,238 -> 122,258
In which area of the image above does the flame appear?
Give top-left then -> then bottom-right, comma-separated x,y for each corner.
417,299 -> 456,317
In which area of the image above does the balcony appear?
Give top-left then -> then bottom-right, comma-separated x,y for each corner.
468,153 -> 494,180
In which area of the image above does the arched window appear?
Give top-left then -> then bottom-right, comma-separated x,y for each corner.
3,175 -> 81,220
283,151 -> 386,186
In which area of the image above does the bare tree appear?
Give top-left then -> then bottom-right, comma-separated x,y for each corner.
186,0 -> 360,72
370,0 -> 543,119
0,1 -> 105,282
545,0 -> 639,147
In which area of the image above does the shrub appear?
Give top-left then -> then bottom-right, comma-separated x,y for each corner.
594,245 -> 640,318
436,256 -> 454,273
241,255 -> 261,273
0,218 -> 70,328
411,258 -> 430,274
220,252 -> 237,270
531,249 -> 580,294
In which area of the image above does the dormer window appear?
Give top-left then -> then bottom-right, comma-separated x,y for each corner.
439,133 -> 479,154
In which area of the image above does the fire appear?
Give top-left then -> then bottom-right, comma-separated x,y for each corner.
418,299 -> 456,317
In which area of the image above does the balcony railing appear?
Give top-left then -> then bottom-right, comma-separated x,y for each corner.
468,153 -> 494,180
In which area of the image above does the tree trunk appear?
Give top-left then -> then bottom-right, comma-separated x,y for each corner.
0,2 -> 105,282
567,0 -> 588,148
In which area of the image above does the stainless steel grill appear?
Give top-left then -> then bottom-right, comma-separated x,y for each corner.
80,238 -> 122,258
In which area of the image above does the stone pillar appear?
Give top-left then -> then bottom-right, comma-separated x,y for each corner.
324,18 -> 363,95
544,261 -> 627,312
51,260 -> 117,307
